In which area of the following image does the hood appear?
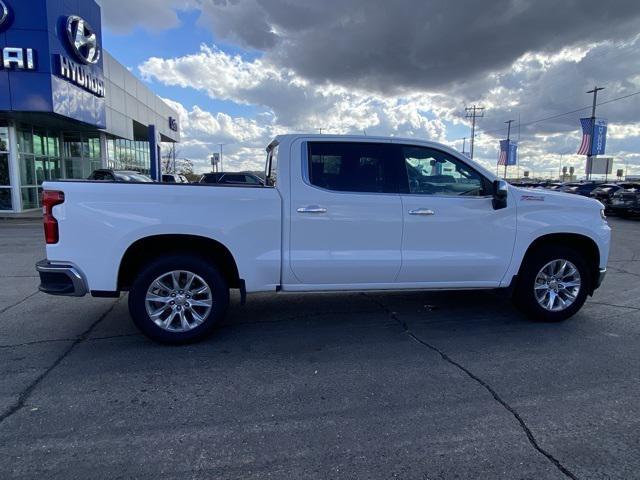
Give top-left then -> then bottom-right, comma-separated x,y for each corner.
510,185 -> 604,211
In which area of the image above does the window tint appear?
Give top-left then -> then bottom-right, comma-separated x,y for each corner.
308,142 -> 398,193
244,175 -> 260,184
402,146 -> 488,196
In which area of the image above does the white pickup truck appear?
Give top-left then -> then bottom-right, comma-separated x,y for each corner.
37,135 -> 611,344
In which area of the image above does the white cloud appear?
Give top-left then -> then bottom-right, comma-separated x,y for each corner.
138,35 -> 640,178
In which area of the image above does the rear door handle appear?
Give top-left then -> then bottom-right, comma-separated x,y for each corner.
408,208 -> 435,216
297,206 -> 327,214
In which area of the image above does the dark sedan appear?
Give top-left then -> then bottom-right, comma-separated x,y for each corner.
609,185 -> 640,217
88,169 -> 153,182
559,182 -> 599,196
199,172 -> 264,185
591,183 -> 640,211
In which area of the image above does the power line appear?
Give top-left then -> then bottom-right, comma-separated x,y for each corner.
457,88 -> 640,142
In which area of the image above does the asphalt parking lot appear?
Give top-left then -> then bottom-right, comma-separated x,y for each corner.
0,218 -> 639,479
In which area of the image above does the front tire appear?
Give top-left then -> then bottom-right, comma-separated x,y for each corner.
514,246 -> 590,322
128,255 -> 229,344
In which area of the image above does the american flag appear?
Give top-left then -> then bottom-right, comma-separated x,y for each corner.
498,140 -> 509,166
577,117 -> 593,155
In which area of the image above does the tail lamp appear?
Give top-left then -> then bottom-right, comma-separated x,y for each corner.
42,190 -> 65,244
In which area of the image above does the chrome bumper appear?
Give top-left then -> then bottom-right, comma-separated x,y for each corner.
36,260 -> 88,297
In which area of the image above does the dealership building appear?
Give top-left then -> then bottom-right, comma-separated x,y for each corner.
0,0 -> 180,213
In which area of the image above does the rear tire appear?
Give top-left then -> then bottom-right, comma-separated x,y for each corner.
128,255 -> 229,344
514,246 -> 590,322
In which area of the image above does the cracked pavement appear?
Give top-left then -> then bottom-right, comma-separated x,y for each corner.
1,218 -> 639,479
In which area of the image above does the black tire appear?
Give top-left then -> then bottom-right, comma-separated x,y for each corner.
128,255 -> 229,344
514,246 -> 590,322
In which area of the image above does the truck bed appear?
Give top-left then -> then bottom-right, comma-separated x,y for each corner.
43,180 -> 283,293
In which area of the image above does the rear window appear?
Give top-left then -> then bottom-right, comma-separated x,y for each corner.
308,142 -> 398,193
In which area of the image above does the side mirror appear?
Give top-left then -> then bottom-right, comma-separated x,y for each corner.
492,180 -> 508,210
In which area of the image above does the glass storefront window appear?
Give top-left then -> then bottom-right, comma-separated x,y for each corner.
17,129 -> 33,154
0,127 -> 8,152
0,125 -> 11,211
0,153 -> 9,186
21,187 -> 39,210
34,131 -> 47,156
64,134 -> 83,158
0,188 -> 11,210
19,154 -> 35,186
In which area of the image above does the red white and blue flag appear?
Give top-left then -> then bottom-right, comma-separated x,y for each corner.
498,140 -> 517,166
577,117 -> 593,155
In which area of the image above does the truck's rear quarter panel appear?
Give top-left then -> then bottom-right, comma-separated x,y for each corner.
44,182 -> 282,293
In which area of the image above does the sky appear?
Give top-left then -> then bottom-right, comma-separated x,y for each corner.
96,0 -> 640,178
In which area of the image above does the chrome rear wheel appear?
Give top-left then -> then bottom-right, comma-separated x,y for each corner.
145,270 -> 213,333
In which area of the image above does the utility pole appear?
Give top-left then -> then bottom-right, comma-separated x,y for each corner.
465,105 -> 484,160
586,86 -> 604,180
218,143 -> 224,172
462,137 -> 467,156
504,119 -> 514,179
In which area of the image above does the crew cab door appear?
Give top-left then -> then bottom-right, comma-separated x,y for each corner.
288,140 -> 403,285
397,145 -> 517,286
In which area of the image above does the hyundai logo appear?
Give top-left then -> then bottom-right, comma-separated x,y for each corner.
65,15 -> 101,65
0,1 -> 9,29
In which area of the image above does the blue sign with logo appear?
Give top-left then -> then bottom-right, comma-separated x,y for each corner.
591,118 -> 608,156
0,0 -> 105,127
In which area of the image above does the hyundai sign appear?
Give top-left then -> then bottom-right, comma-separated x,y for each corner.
591,119 -> 608,156
0,0 -> 106,127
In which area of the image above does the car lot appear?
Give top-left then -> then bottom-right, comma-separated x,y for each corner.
0,219 -> 639,479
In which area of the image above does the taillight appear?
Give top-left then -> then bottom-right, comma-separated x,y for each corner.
42,190 -> 65,244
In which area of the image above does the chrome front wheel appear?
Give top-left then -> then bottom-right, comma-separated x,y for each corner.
145,270 -> 213,333
534,259 -> 582,312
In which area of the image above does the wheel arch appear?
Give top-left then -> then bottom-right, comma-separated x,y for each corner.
518,233 -> 601,294
117,234 -> 241,291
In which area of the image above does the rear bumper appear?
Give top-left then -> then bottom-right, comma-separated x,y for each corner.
36,260 -> 87,297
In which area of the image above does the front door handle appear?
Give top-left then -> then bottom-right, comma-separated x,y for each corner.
297,206 -> 327,214
408,208 -> 435,216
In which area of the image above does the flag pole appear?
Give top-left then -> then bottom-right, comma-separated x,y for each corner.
586,86 -> 604,181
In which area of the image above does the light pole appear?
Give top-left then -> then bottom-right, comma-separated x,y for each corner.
586,86 -> 604,181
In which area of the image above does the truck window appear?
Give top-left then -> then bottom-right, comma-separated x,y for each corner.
308,142 -> 397,194
402,146 -> 489,196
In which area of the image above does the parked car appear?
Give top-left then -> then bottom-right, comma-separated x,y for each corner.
609,186 -> 640,217
199,172 -> 264,185
37,135 -> 610,344
88,169 -> 153,182
591,182 -> 640,211
162,174 -> 189,183
559,182 -> 599,196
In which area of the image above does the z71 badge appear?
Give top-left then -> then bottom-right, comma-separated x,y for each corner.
521,195 -> 545,201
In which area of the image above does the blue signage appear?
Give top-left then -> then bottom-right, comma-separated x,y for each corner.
498,140 -> 517,166
0,0 -> 106,127
591,118 -> 608,156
